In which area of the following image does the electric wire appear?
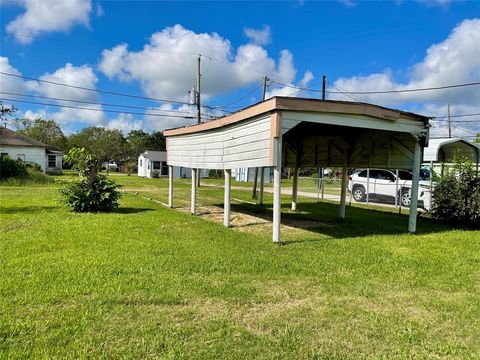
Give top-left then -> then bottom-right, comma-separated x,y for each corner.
270,79 -> 480,95
0,98 -> 194,119
209,83 -> 263,109
0,71 -> 191,106
0,91 -> 193,115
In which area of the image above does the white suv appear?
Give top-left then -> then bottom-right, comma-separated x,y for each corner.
348,169 -> 432,210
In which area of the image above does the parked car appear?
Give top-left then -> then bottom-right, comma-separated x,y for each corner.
348,169 -> 432,210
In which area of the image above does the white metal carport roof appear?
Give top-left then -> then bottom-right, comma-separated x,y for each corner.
423,137 -> 480,163
163,97 -> 431,243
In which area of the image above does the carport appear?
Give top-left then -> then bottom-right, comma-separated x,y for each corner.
424,137 -> 480,170
163,97 -> 430,243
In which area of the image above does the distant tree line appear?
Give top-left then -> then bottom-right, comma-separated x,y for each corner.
9,117 -> 166,173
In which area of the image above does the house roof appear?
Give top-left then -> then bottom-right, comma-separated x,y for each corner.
164,97 -> 431,137
139,150 -> 166,161
423,137 -> 480,162
1,127 -> 50,148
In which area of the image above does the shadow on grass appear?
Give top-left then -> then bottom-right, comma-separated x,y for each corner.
111,207 -> 154,214
0,205 -> 59,214
215,201 -> 451,242
0,206 -> 154,215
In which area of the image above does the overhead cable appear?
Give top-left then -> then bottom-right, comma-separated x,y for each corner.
0,91 -> 193,115
0,71 -> 191,105
270,80 -> 480,95
0,98 -> 194,119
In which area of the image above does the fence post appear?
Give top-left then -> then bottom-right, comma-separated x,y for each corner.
366,168 -> 370,204
321,167 -> 325,199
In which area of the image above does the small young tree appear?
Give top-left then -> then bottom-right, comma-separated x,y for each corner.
431,154 -> 480,228
60,148 -> 121,212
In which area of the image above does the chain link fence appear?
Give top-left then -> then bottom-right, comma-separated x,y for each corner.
296,167 -> 434,212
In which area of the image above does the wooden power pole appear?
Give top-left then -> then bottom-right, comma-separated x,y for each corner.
252,76 -> 269,199
197,55 -> 201,125
322,75 -> 326,100
448,103 -> 451,138
197,56 -> 201,186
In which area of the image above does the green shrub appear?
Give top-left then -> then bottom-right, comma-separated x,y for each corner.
208,169 -> 223,178
0,156 -> 28,179
431,157 -> 480,229
60,174 -> 122,212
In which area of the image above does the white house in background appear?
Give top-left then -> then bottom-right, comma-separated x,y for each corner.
0,127 -> 63,173
137,151 -> 208,179
233,167 -> 273,182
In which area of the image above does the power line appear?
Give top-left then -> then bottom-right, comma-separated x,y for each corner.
0,98 -> 194,119
327,81 -> 364,102
270,79 -> 480,95
433,119 -> 480,123
434,112 -> 480,119
0,71 -> 191,106
0,91 -> 193,115
430,135 -> 478,139
209,83 -> 264,109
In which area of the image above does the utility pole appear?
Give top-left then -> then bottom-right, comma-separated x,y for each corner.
447,103 -> 451,138
252,76 -> 269,199
322,75 -> 326,100
261,75 -> 268,101
197,55 -> 201,124
196,55 -> 201,186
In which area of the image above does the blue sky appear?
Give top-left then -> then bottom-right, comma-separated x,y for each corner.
1,0 -> 479,138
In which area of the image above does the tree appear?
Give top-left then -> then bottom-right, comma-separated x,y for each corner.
0,101 -> 17,126
431,154 -> 480,228
67,127 -> 127,163
60,148 -> 121,212
148,131 -> 166,151
126,130 -> 152,156
475,133 -> 480,143
16,118 -> 67,151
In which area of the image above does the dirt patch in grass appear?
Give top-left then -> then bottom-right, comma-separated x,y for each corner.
174,203 -> 330,238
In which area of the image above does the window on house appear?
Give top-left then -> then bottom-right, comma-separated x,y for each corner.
161,161 -> 168,176
48,155 -> 56,168
17,154 -> 25,161
140,159 -> 142,167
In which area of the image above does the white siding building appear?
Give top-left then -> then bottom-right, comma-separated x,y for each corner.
0,127 -> 62,173
233,167 -> 273,182
138,151 -> 207,179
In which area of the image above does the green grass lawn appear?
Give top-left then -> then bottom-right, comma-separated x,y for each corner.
1,175 -> 479,359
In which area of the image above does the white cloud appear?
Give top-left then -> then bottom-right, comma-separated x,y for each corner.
6,0 -> 92,44
143,103 -> 196,131
27,63 -> 99,102
244,25 -> 271,46
96,2 -> 105,17
331,18 -> 480,128
26,63 -> 105,126
265,69 -> 314,99
98,44 -> 129,80
0,56 -> 27,95
415,0 -> 454,8
338,0 -> 357,8
106,113 -> 142,134
98,24 -> 303,102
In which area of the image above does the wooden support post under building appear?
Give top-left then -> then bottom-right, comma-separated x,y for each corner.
408,140 -> 421,233
273,137 -> 282,243
191,168 -> 197,215
339,162 -> 348,220
224,169 -> 231,227
259,167 -> 265,205
291,166 -> 299,211
168,165 -> 173,208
